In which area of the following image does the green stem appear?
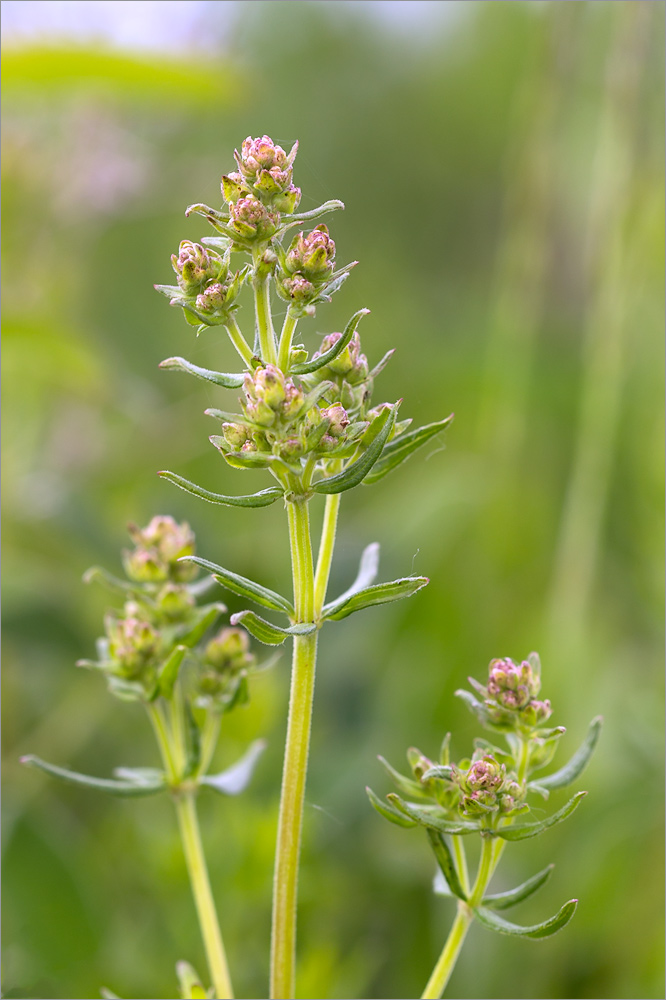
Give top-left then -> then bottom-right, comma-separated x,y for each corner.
421,902 -> 473,1000
452,836 -> 470,897
421,834 -> 495,999
147,702 -> 177,784
224,316 -> 255,368
199,712 -> 222,777
253,256 -> 277,365
175,792 -> 235,1000
277,308 -> 298,372
271,497 -> 318,999
313,492 -> 341,617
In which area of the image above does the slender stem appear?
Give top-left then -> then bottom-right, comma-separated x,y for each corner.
271,497 -> 318,999
277,308 -> 298,372
147,702 -> 177,784
199,712 -> 222,777
313,493 -> 341,617
253,254 -> 277,365
452,836 -> 470,897
224,316 -> 255,368
421,902 -> 473,1000
175,792 -> 234,1000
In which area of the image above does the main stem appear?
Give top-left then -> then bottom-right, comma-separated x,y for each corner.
175,792 -> 234,1000
271,497 -> 317,999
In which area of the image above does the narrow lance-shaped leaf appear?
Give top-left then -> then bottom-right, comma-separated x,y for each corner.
82,566 -> 136,596
159,470 -> 284,508
364,413 -> 454,485
158,356 -> 245,388
157,644 -> 187,700
426,828 -> 467,901
387,794 -> 480,835
377,754 -> 429,799
482,864 -> 554,910
534,716 -> 603,790
494,791 -> 587,841
281,199 -> 345,225
230,610 -> 317,646
292,308 -> 370,375
324,542 -> 379,614
20,756 -> 166,797
313,403 -> 397,495
182,555 -> 294,615
366,786 -> 417,828
323,575 -> 429,621
473,899 -> 578,939
201,739 -> 267,795
172,604 -> 225,649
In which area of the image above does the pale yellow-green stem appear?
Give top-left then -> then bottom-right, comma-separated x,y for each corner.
224,316 -> 255,368
313,492 -> 342,616
270,496 -> 318,999
253,257 -> 278,365
147,702 -> 177,784
175,792 -> 235,1000
277,308 -> 299,372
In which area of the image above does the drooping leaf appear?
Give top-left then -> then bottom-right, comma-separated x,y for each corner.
182,555 -> 293,614
158,470 -> 284,508
366,786 -> 417,828
426,828 -> 467,901
230,610 -> 316,646
473,899 -> 578,938
364,414 -> 454,484
201,739 -> 267,795
280,199 -> 345,227
482,864 -> 555,910
20,756 -> 166,796
494,791 -> 587,841
159,356 -> 245,388
157,645 -> 187,700
313,403 -> 397,495
534,717 -> 603,789
387,794 -> 479,835
323,576 -> 429,621
367,349 -> 395,380
292,308 -> 370,375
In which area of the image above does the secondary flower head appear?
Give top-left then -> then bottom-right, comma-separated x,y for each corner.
487,656 -> 540,710
106,610 -> 162,680
171,241 -> 226,293
285,225 -> 336,280
228,135 -> 301,213
124,516 -> 198,583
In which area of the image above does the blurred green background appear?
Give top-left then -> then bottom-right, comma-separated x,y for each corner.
2,2 -> 664,998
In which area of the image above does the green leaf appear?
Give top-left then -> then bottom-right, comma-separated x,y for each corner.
313,403 -> 397,495
20,756 -> 166,796
182,556 -> 294,615
159,356 -> 245,388
426,828 -> 467,901
366,786 -> 417,828
176,960 -> 206,1000
291,308 -> 370,375
230,610 -> 317,646
172,604 -> 224,649
377,755 -> 428,799
387,794 -> 480,835
201,739 -> 267,795
364,413 -> 454,484
323,575 -> 429,621
474,899 -> 578,938
159,470 -> 284,508
421,764 -> 455,781
494,791 -> 587,841
482,864 -> 554,910
221,448 -> 280,471
367,349 -> 395,380
454,689 -> 489,724
535,717 -> 603,790
280,199 -> 345,226
157,645 -> 187,700
323,542 -> 379,614
113,766 -> 165,786
82,566 -> 136,595
183,702 -> 202,778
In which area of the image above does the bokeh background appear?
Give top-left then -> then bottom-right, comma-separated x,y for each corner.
2,2 -> 664,998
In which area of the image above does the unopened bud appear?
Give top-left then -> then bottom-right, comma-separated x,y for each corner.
320,403 -> 349,438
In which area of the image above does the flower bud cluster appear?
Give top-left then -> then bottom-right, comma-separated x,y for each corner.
483,656 -> 552,729
197,627 -> 256,710
308,330 -> 372,414
224,135 -> 301,215
124,516 -> 198,584
164,239 -> 245,327
212,363 -> 367,470
453,753 -> 524,818
275,225 -> 336,310
83,518 -> 256,707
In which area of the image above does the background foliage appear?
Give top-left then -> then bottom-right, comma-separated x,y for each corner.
2,2 -> 664,998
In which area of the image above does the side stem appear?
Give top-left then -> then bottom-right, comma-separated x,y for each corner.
253,254 -> 278,365
175,792 -> 235,1000
277,307 -> 298,372
270,497 -> 317,999
224,315 -> 255,368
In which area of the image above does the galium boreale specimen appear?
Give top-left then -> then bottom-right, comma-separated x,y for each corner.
368,652 -> 601,999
